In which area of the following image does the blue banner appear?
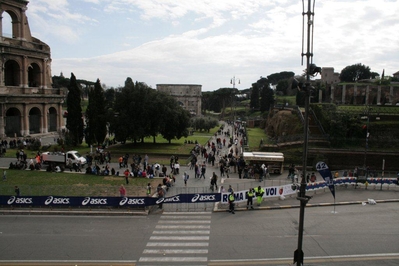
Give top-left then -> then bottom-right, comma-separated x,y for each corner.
0,193 -> 222,208
316,161 -> 335,199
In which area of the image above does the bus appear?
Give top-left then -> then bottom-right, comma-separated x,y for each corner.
242,152 -> 284,174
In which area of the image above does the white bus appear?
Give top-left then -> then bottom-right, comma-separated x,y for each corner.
243,152 -> 284,174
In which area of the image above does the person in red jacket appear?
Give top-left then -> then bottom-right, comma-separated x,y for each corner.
119,185 -> 126,197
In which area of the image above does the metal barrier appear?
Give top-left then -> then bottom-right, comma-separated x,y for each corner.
160,186 -> 215,212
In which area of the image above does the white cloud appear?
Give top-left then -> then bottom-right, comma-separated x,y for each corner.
24,0 -> 399,90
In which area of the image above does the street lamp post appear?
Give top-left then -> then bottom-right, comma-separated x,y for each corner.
230,76 -> 240,134
230,76 -> 240,89
362,106 -> 371,171
294,1 -> 319,265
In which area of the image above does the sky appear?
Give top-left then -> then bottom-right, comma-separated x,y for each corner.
6,0 -> 399,91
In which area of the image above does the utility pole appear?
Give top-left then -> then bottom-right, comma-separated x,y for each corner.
293,1 -> 321,265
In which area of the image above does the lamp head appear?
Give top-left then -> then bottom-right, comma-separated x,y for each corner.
308,64 -> 322,76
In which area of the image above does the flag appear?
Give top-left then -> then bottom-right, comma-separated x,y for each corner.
316,161 -> 335,198
381,69 -> 385,80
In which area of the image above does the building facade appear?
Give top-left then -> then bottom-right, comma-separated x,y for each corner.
321,67 -> 340,85
319,67 -> 399,105
0,0 -> 64,138
156,84 -> 202,116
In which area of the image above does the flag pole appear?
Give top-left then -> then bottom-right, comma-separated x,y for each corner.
332,183 -> 336,214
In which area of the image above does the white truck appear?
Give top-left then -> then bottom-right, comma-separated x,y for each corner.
41,151 -> 87,167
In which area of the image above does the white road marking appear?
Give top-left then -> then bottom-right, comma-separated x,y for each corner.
150,236 -> 209,241
160,215 -> 211,219
147,242 -> 209,247
152,230 -> 210,234
160,220 -> 211,224
139,256 -> 208,262
143,249 -> 208,254
156,225 -> 210,229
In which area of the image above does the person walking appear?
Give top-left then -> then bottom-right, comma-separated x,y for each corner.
183,171 -> 189,187
254,185 -> 264,206
228,191 -> 235,214
146,183 -> 152,197
124,169 -> 130,185
157,184 -> 166,210
14,186 -> 20,196
210,172 -> 218,191
246,188 -> 254,210
2,170 -> 6,181
200,163 -> 206,179
119,185 -> 126,197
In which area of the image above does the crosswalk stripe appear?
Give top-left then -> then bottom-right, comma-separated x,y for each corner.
150,236 -> 209,241
139,212 -> 212,264
156,225 -> 210,229
160,216 -> 211,219
162,212 -> 211,215
153,230 -> 210,234
143,249 -> 208,254
139,256 -> 208,262
147,242 -> 209,247
161,220 -> 211,224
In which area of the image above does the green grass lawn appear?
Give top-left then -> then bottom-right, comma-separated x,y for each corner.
0,169 -> 152,197
246,127 -> 269,151
0,123 -> 280,197
4,127 -> 219,160
0,126 -> 220,197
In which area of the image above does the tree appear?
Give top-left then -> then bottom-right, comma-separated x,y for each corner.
214,88 -> 235,119
370,72 -> 379,79
110,77 -> 191,144
85,79 -> 107,146
260,86 -> 274,112
66,73 -> 84,146
276,79 -> 289,95
104,88 -> 116,107
52,74 -> 69,88
250,83 -> 260,110
339,63 -> 371,82
267,71 -> 295,85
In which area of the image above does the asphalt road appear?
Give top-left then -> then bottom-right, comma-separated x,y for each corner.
0,203 -> 398,266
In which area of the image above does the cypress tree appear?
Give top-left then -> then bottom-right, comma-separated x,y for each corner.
85,79 -> 107,146
66,73 -> 84,146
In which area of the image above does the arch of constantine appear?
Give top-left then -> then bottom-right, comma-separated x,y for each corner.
156,84 -> 202,116
0,0 -> 64,138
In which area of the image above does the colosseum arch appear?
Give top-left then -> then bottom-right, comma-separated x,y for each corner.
0,0 -> 65,138
1,7 -> 21,39
48,107 -> 58,132
4,60 -> 21,86
5,107 -> 22,137
29,107 -> 41,134
27,62 -> 41,87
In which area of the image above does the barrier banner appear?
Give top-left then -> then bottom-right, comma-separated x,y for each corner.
156,193 -> 221,205
0,193 -> 222,208
1,178 -> 396,208
221,185 -> 297,204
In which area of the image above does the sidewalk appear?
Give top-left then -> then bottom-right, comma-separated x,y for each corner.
157,122 -> 399,212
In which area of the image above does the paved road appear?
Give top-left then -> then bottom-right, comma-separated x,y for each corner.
1,124 -> 399,265
1,203 -> 399,265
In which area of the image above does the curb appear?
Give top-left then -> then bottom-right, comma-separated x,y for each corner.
213,199 -> 399,212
